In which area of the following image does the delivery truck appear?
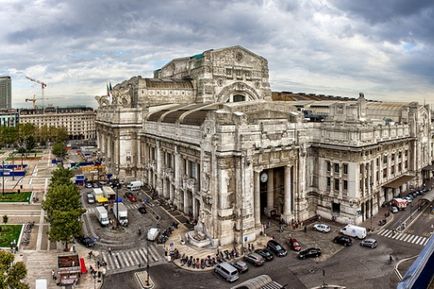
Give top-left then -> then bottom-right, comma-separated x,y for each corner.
95,206 -> 109,226
113,202 -> 128,226
340,224 -> 367,239
127,180 -> 144,191
102,186 -> 116,201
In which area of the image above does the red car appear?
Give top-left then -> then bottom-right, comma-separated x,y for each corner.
288,238 -> 302,251
125,192 -> 137,202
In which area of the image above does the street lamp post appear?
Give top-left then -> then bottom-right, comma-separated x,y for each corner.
2,160 -> 4,196
146,235 -> 150,286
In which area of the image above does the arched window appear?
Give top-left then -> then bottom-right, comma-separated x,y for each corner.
233,94 -> 245,102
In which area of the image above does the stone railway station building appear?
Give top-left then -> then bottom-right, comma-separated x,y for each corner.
96,46 -> 434,247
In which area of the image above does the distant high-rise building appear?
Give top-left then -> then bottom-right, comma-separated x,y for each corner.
0,76 -> 12,109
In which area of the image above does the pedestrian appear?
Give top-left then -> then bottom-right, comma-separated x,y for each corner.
108,247 -> 112,255
97,260 -> 100,269
304,225 -> 307,233
51,269 -> 56,280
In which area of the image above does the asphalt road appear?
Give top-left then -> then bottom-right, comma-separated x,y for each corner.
102,228 -> 424,289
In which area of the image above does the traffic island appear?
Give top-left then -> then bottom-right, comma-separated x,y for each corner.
135,271 -> 155,289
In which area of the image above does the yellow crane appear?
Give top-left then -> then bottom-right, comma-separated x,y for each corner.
25,94 -> 37,109
25,76 -> 47,107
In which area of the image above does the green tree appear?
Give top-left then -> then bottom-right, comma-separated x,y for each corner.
42,183 -> 83,220
50,166 -> 74,186
24,135 -> 36,152
48,209 -> 83,251
55,127 -> 69,143
0,250 -> 29,289
52,142 -> 66,159
18,123 -> 35,143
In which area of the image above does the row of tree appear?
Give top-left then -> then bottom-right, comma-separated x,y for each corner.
0,123 -> 68,149
0,250 -> 29,289
42,166 -> 85,250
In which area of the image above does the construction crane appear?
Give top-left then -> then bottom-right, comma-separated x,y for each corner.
25,94 -> 37,109
25,76 -> 47,107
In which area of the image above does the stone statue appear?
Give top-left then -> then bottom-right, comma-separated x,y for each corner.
95,95 -> 110,107
192,212 -> 207,241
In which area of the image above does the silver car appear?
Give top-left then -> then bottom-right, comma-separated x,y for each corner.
360,238 -> 378,249
231,260 -> 248,273
244,252 -> 265,266
313,223 -> 331,233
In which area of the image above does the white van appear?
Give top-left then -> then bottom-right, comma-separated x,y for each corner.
147,228 -> 160,241
127,180 -> 143,191
340,224 -> 367,239
95,206 -> 109,226
215,262 -> 239,283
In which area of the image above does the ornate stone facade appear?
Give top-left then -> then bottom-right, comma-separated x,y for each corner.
96,46 -> 434,247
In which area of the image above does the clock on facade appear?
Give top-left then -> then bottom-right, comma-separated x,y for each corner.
260,172 -> 268,183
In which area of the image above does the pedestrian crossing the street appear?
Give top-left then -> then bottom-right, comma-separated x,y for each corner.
102,245 -> 163,272
377,228 -> 430,246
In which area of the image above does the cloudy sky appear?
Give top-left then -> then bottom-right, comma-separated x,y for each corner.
1,0 -> 434,108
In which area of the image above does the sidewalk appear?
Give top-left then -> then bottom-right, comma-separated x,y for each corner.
21,242 -> 105,289
166,225 -> 271,272
360,206 -> 395,233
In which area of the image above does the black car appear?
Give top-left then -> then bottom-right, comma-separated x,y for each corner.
254,248 -> 274,261
77,236 -> 96,247
333,235 -> 352,246
138,206 -> 147,214
267,240 -> 287,257
298,247 -> 321,259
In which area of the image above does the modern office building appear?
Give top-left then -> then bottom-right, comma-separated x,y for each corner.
0,76 -> 12,110
19,106 -> 96,140
96,46 -> 433,247
0,109 -> 19,127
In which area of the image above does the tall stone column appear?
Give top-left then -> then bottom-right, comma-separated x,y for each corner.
170,184 -> 175,204
184,190 -> 189,214
266,169 -> 274,215
174,147 -> 181,209
254,170 -> 261,227
192,192 -> 197,219
156,141 -> 162,195
283,165 -> 292,223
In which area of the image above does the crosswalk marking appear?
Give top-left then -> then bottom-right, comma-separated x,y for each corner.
377,229 -> 427,246
102,246 -> 162,272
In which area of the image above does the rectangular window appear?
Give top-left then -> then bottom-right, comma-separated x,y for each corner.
383,168 -> 387,178
334,179 -> 339,191
334,164 -> 340,174
326,161 -> 331,172
376,158 -> 380,167
343,180 -> 348,190
383,156 -> 387,164
343,163 -> 348,175
327,177 -> 331,188
392,153 -> 395,161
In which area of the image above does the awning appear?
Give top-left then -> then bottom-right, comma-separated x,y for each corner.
79,257 -> 87,274
382,175 -> 414,189
422,164 -> 434,171
96,196 -> 108,203
422,190 -> 434,203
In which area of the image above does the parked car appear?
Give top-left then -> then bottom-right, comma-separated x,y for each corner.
86,193 -> 95,204
267,240 -> 287,257
125,192 -> 137,202
85,182 -> 93,188
313,223 -> 331,233
254,248 -> 274,261
77,236 -> 96,247
231,260 -> 248,273
243,252 -> 265,266
138,206 -> 147,214
360,238 -> 378,249
298,247 -> 321,259
390,206 -> 399,213
214,262 -> 239,283
405,196 -> 413,203
287,238 -> 302,251
333,235 -> 352,246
